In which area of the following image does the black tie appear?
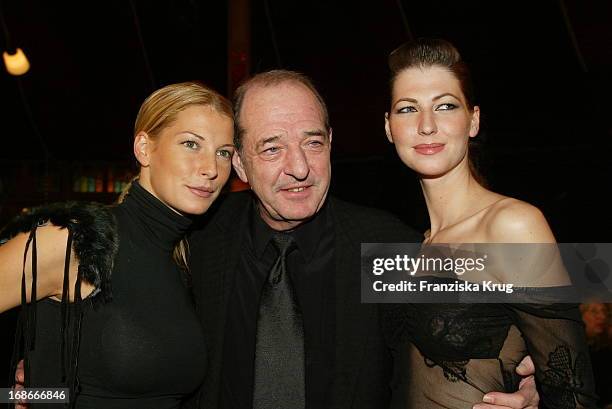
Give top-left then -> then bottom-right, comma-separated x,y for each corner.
253,233 -> 305,409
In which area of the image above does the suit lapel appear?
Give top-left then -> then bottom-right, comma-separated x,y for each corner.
196,193 -> 250,406
198,223 -> 239,339
330,200 -> 375,408
200,198 -> 249,343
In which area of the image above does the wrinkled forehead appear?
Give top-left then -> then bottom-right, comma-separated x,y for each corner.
241,82 -> 326,130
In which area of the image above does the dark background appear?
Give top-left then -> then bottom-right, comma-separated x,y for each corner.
1,0 -> 611,393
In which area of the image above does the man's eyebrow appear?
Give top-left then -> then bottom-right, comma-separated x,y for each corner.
257,135 -> 281,147
304,129 -> 327,137
178,131 -> 205,140
255,129 -> 328,147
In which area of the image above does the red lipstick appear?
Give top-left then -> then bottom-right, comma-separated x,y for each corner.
413,143 -> 445,155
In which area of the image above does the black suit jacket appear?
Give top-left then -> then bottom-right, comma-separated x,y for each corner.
186,191 -> 421,409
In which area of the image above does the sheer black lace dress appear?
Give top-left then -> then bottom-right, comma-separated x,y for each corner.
382,296 -> 599,408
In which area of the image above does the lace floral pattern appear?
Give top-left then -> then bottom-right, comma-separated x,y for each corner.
541,345 -> 589,409
424,357 -> 470,383
381,300 -> 599,408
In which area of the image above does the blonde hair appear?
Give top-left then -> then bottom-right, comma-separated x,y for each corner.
135,81 -> 233,138
121,81 -> 233,273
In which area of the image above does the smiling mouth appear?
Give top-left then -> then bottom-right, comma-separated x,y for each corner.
413,143 -> 445,155
280,185 -> 312,194
188,186 -> 215,197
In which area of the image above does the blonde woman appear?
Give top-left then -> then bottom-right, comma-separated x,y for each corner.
0,82 -> 235,408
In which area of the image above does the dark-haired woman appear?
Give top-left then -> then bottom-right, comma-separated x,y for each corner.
0,82 -> 235,408
382,39 -> 599,408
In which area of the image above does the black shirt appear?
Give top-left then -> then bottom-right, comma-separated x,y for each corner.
222,199 -> 335,409
28,181 -> 207,408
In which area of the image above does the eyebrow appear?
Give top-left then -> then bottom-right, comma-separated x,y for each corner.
393,93 -> 461,107
432,92 -> 461,101
179,131 -> 205,140
394,97 -> 418,106
259,135 -> 281,147
304,129 -> 328,139
256,128 -> 329,148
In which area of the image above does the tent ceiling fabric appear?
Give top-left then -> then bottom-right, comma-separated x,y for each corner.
0,0 -> 610,160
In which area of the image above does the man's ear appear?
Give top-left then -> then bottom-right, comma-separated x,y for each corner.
328,127 -> 333,145
134,131 -> 153,166
384,112 -> 394,143
232,151 -> 249,184
469,106 -> 480,138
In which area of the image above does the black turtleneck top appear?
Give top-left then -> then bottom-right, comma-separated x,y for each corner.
29,181 -> 207,408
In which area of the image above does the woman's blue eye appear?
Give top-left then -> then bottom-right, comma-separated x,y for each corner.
436,103 -> 457,111
397,106 -> 417,114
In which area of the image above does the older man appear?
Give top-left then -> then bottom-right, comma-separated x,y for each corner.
185,70 -> 538,409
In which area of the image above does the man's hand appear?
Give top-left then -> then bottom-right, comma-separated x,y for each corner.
14,359 -> 28,409
472,356 -> 539,409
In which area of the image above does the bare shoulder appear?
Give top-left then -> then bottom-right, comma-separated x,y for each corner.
0,223 -> 77,312
1,223 -> 71,264
34,223 -> 72,249
483,197 -> 556,243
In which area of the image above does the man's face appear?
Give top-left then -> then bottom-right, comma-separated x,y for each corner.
233,81 -> 332,231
